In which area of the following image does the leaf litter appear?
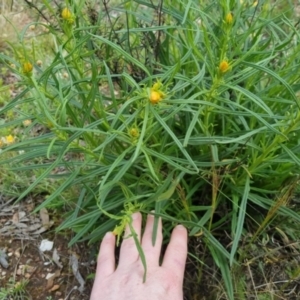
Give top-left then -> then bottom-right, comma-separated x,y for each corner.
0,195 -> 96,299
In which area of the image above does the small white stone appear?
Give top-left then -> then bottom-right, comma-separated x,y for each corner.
39,239 -> 54,252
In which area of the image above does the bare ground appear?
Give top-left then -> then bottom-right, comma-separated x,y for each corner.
0,194 -> 95,300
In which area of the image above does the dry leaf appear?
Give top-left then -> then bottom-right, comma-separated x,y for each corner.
50,284 -> 60,292
52,248 -> 63,269
46,270 -> 61,290
12,212 -> 19,224
39,208 -> 50,227
0,226 -> 10,233
14,249 -> 21,258
70,253 -> 85,293
46,273 -> 55,290
18,211 -> 26,220
32,221 -> 54,235
15,222 -> 28,228
27,223 -> 42,231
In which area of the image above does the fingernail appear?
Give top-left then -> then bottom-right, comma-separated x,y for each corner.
104,232 -> 113,240
132,212 -> 139,220
176,224 -> 186,230
148,210 -> 155,218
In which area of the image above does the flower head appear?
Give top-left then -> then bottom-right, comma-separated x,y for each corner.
225,12 -> 233,25
5,135 -> 15,144
219,60 -> 230,73
149,81 -> 166,105
129,127 -> 139,138
149,90 -> 163,104
61,7 -> 74,24
23,62 -> 33,75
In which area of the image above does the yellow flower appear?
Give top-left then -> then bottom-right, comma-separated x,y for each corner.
129,127 -> 139,138
225,12 -> 233,25
149,81 -> 166,105
219,60 -> 230,73
5,135 -> 15,144
23,62 -> 33,75
61,7 -> 74,24
149,90 -> 163,104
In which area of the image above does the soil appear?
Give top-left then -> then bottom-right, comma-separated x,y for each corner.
0,195 -> 96,300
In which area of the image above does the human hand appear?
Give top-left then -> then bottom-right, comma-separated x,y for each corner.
90,212 -> 188,300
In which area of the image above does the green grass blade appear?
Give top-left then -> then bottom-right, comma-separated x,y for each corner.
230,176 -> 250,266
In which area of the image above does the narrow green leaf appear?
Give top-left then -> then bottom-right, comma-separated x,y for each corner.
89,34 -> 150,78
33,169 -> 79,212
209,244 -> 234,300
150,106 -> 198,173
128,219 -> 147,282
243,61 -> 299,107
230,176 -> 250,266
281,143 -> 300,166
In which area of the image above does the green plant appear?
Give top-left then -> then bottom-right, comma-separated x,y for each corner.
0,278 -> 29,300
1,0 -> 300,298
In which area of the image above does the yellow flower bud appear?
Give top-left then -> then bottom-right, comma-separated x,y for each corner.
23,62 -> 33,75
61,8 -> 74,24
5,135 -> 15,144
149,90 -> 162,104
219,60 -> 230,73
225,12 -> 233,25
129,128 -> 139,138
36,60 -> 43,67
148,81 -> 166,104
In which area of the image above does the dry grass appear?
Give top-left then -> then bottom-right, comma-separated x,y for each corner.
0,1 -> 33,51
0,15 -> 27,50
